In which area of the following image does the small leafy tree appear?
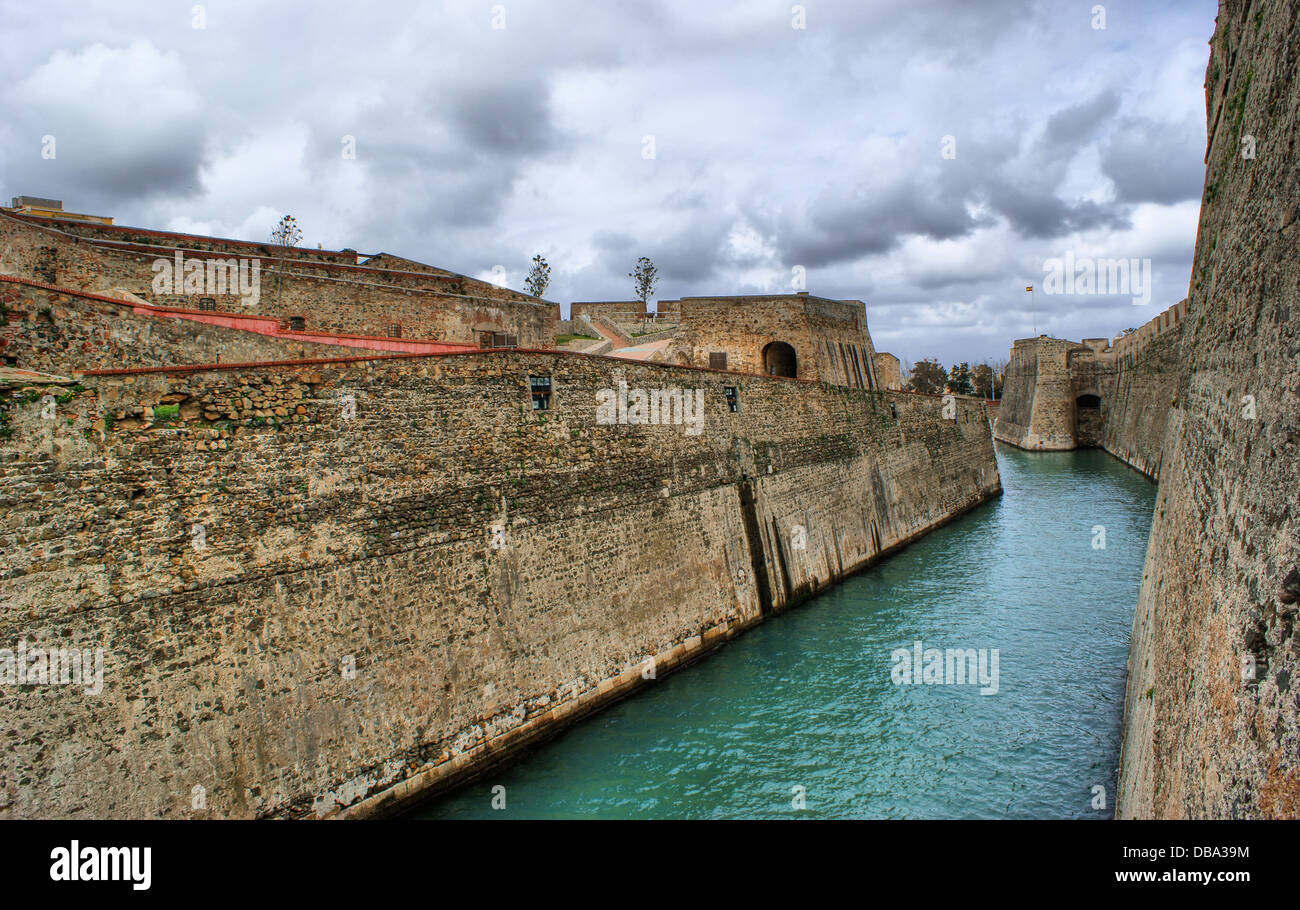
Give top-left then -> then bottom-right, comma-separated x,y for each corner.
971,363 -> 995,399
270,215 -> 302,308
906,359 -> 948,395
629,256 -> 658,307
947,362 -> 974,395
524,254 -> 551,298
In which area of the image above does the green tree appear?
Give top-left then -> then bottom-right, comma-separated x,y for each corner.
906,358 -> 948,395
947,361 -> 974,395
629,256 -> 658,306
971,363 -> 995,399
524,254 -> 551,298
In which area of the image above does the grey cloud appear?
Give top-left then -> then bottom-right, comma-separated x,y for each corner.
0,0 -> 1217,369
449,82 -> 557,154
1100,116 -> 1206,204
1044,90 -> 1122,150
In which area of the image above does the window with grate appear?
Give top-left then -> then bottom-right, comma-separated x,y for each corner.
198,297 -> 217,312
529,375 -> 552,410
709,352 -> 728,370
724,386 -> 739,412
387,324 -> 402,338
288,315 -> 306,331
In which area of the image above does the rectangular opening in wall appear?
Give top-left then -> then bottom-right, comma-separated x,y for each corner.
479,331 -> 519,348
724,385 -> 739,412
709,352 -> 728,370
387,324 -> 402,338
529,375 -> 551,410
198,297 -> 217,312
288,315 -> 306,331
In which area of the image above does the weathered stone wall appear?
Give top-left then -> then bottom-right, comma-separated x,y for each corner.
994,337 -> 1083,450
672,294 -> 878,388
1093,326 -> 1182,478
570,300 -> 647,328
873,352 -> 902,391
0,213 -> 558,348
0,351 -> 999,818
994,301 -> 1187,478
1117,0 -> 1300,818
0,278 -> 347,372
12,214 -> 360,265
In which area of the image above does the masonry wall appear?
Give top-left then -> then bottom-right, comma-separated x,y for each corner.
570,301 -> 647,328
0,213 -> 558,348
0,351 -> 999,819
994,304 -> 1185,478
994,337 -> 1081,450
1118,0 -> 1300,818
13,215 -> 360,265
1093,327 -> 1183,478
674,295 -> 878,388
0,279 -> 347,372
873,353 -> 902,391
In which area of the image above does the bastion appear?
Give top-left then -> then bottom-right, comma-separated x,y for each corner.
993,299 -> 1186,479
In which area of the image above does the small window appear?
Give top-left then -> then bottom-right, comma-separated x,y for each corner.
890,403 -> 898,420
479,332 -> 519,349
530,375 -> 551,410
724,386 -> 739,412
288,315 -> 306,331
709,352 -> 728,370
198,297 -> 217,312
387,324 -> 402,338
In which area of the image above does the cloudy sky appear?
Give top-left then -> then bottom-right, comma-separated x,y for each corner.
0,0 -> 1218,366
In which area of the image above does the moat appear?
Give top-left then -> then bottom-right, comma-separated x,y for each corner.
418,445 -> 1157,819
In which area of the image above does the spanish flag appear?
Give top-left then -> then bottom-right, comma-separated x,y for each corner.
1025,286 -> 1033,292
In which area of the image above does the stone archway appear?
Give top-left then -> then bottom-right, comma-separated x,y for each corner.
1075,393 -> 1102,447
762,341 -> 798,378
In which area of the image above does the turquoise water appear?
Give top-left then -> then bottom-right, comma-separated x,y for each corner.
418,445 -> 1157,819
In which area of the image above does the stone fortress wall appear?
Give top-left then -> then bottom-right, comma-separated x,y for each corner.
0,277 -> 362,372
1117,0 -> 1300,818
668,293 -> 879,389
0,350 -> 999,818
872,352 -> 903,391
993,298 -> 1188,478
0,211 -> 559,349
0,202 -> 1002,819
569,300 -> 656,327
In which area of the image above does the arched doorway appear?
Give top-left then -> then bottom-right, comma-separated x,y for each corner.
763,341 -> 797,378
1075,393 -> 1102,447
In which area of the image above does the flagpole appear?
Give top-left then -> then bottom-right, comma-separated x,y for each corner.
1025,285 -> 1036,336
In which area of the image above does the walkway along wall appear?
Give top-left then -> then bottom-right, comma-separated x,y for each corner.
0,350 -> 1000,818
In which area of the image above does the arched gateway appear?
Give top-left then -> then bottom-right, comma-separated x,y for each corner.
762,341 -> 798,378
